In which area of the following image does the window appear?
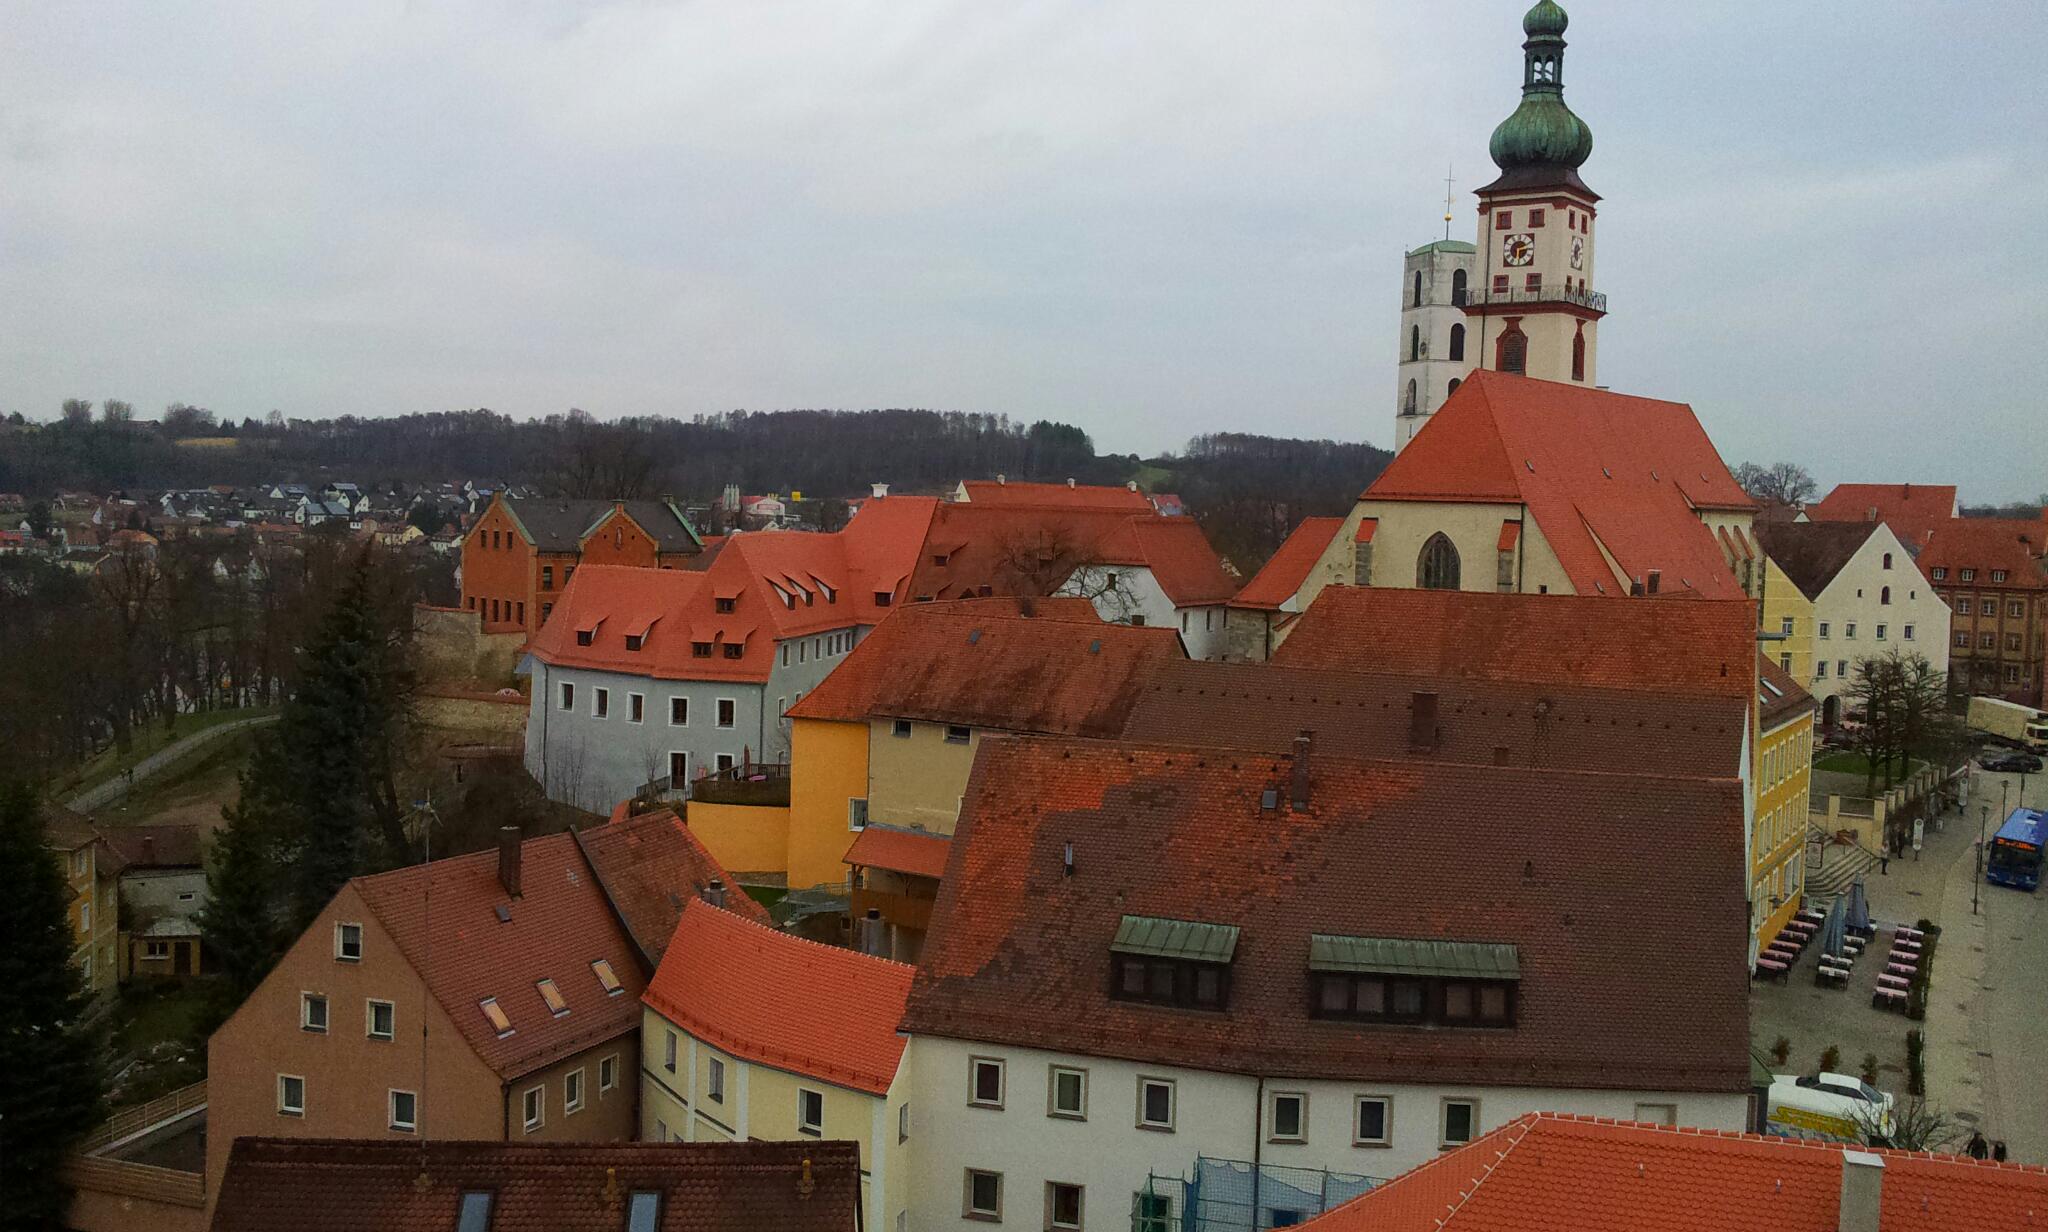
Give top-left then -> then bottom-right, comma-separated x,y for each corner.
1408,325 -> 1420,363
965,1170 -> 1003,1221
1961,569 -> 1976,582
1955,631 -> 1969,648
565,1068 -> 585,1114
628,693 -> 644,722
1138,1078 -> 1176,1130
1448,323 -> 1466,362
946,724 -> 972,745
1441,1098 -> 1479,1147
628,1193 -> 661,1232
1492,273 -> 1509,294
1819,621 -> 1830,638
1780,653 -> 1791,672
1845,622 -> 1857,639
575,628 -> 593,647
970,1057 -> 1005,1108
1838,660 -> 1848,675
1905,624 -> 1916,641
1495,210 -> 1511,230
653,1118 -> 669,1142
848,797 -> 869,830
670,697 -> 688,725
1269,1092 -> 1307,1143
1496,326 -> 1527,374
715,596 -> 736,613
301,993 -> 329,1033
1881,586 -> 1891,605
663,1029 -> 677,1072
875,591 -> 892,607
1528,207 -> 1545,227
1876,624 -> 1887,641
716,754 -> 735,773
1993,570 -> 2009,583
1524,272 -> 1542,292
600,1054 -> 619,1092
542,565 -> 553,588
1982,633 -> 1996,649
1110,953 -> 1231,1010
457,1193 -> 493,1232
278,1075 -> 305,1116
480,997 -> 513,1037
899,1102 -> 911,1142
2008,666 -> 2022,684
1354,1096 -> 1391,1146
1570,326 -> 1585,382
669,751 -> 689,782
559,681 -> 575,710
1135,1194 -> 1173,1232
1816,661 -> 1828,680
2009,633 -> 2024,652
1451,267 -> 1467,304
1957,598 -> 1973,615
591,958 -> 623,996
522,1085 -> 544,1133
798,1088 -> 824,1135
536,978 -> 569,1017
1881,552 -> 1893,570
335,922 -> 363,961
1633,1102 -> 1677,1127
1047,1182 -> 1084,1230
1411,269 -> 1422,308
367,999 -> 395,1040
390,1089 -> 418,1132
1313,973 -> 1514,1027
1049,1066 -> 1087,1120
716,699 -> 735,728
2012,601 -> 2027,618
892,719 -> 912,738
1932,567 -> 1948,580
593,687 -> 609,718
708,1056 -> 726,1103
692,641 -> 712,658
1417,533 -> 1461,590
143,940 -> 171,960
1780,617 -> 1794,635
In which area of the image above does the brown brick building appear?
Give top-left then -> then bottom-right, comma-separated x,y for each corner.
1918,519 -> 2048,703
461,494 -> 704,639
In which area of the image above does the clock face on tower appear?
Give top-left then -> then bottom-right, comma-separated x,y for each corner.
1570,236 -> 1585,270
1502,233 -> 1534,267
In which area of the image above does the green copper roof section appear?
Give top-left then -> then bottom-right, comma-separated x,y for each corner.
1489,0 -> 1593,175
1113,915 -> 1240,963
1523,0 -> 1568,37
1406,239 -> 1477,257
1309,935 -> 1521,980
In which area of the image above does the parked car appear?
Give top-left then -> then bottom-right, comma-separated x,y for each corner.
1981,752 -> 2044,774
1766,1073 -> 1895,1143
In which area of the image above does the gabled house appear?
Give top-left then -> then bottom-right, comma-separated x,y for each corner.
42,806 -> 120,995
952,476 -> 1154,511
1917,519 -> 2048,703
1807,481 -> 1960,552
99,824 -> 207,979
463,494 -> 708,639
1222,516 -> 1346,660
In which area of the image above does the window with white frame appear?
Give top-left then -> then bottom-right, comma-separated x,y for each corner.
522,1085 -> 544,1133
969,1057 -> 1005,1108
1047,1182 -> 1084,1230
628,693 -> 644,723
593,687 -> 609,718
565,1067 -> 585,1114
708,1056 -> 726,1103
1048,1066 -> 1087,1120
663,1029 -> 677,1072
301,992 -> 329,1033
1137,1078 -> 1175,1130
600,1054 -> 619,1092
964,1170 -> 1003,1221
278,1074 -> 306,1116
797,1088 -> 824,1136
1269,1091 -> 1307,1143
670,697 -> 688,725
389,1089 -> 418,1132
899,1101 -> 911,1143
1818,622 -> 1830,638
1440,1097 -> 1479,1147
848,798 -> 869,830
335,922 -> 363,961
367,999 -> 395,1040
1354,1095 -> 1392,1146
560,682 -> 575,711
716,698 -> 735,728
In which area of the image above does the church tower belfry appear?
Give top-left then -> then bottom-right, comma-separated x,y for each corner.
1459,0 -> 1605,389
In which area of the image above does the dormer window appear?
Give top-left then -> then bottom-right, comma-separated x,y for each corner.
722,643 -> 744,660
1307,935 -> 1519,1029
1931,568 -> 1947,581
1109,915 -> 1237,1011
715,597 -> 736,613
1993,570 -> 2008,583
536,978 -> 569,1017
576,630 -> 594,647
1961,569 -> 1976,581
692,641 -> 713,658
624,634 -> 643,652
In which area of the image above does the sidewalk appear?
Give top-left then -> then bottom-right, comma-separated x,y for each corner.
66,713 -> 278,813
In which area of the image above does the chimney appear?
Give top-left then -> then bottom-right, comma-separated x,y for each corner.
1409,691 -> 1440,753
1646,569 -> 1661,595
1126,480 -> 1138,491
142,834 -> 157,865
996,473 -> 1006,485
1629,576 -> 1645,596
861,908 -> 885,956
1290,730 -> 1313,812
1837,1150 -> 1884,1232
871,483 -> 889,499
1066,477 -> 1076,488
497,825 -> 522,898
704,878 -> 726,909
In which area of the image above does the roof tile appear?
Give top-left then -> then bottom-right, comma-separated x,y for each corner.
1233,517 -> 1345,610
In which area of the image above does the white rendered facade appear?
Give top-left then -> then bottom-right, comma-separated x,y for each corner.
1393,241 -> 1479,452
1804,525 -> 1953,717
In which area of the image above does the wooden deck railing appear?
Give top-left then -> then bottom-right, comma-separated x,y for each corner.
77,1080 -> 207,1153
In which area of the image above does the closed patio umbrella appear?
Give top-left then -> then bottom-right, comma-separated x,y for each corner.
1846,880 -> 1872,936
1820,895 -> 1848,960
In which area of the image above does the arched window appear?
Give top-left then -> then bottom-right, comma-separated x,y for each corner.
1496,325 -> 1527,375
1881,586 -> 1891,605
1449,323 -> 1466,362
1409,324 -> 1421,362
1412,270 -> 1423,308
1417,533 -> 1461,590
1882,552 -> 1893,569
1451,268 -> 1468,305
1403,380 -> 1417,415
1571,325 -> 1586,382
1447,378 -> 1461,397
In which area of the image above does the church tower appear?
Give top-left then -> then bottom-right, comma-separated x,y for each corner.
1459,0 -> 1604,388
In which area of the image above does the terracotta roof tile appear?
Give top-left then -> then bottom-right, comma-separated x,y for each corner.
645,899 -> 913,1095
905,503 -> 1233,606
97,823 -> 204,871
577,809 -> 771,965
958,479 -> 1155,510
1300,1112 -> 2048,1232
901,737 -> 1752,1093
787,599 -> 1183,735
1232,517 -> 1344,610
1808,482 -> 1959,549
843,825 -> 952,880
1369,372 -> 1754,598
1273,588 -> 1758,701
1917,519 -> 2048,591
211,1137 -> 860,1232
1757,652 -> 1816,729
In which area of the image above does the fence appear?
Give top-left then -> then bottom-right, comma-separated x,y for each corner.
1136,1157 -> 1382,1232
77,1080 -> 207,1154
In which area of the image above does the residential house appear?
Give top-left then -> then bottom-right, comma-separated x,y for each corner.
1221,516 -> 1346,660
1758,547 -> 1818,689
463,493 -> 707,638
578,806 -> 776,965
1295,1111 -> 2047,1231
203,814 -> 755,1218
1754,520 -> 1952,722
294,496 -> 353,527
952,477 -> 1155,511
1288,371 -> 1760,620
100,824 -> 207,978
522,496 -> 937,814
772,597 -> 1182,935
42,806 -> 120,995
1807,481 -> 1960,552
1754,655 -> 1816,946
1918,519 -> 2048,703
210,1138 -> 860,1232
898,735 -> 1753,1231
640,898 -> 913,1232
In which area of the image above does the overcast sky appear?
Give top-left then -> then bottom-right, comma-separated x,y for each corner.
3,2 -> 2044,498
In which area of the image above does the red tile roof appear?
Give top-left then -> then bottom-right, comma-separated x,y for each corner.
1231,517 -> 1344,610
1808,482 -> 1960,549
901,737 -> 1752,1093
786,598 -> 1183,736
958,479 -> 1154,510
1917,519 -> 2048,592
1273,588 -> 1758,701
1299,1112 -> 2048,1232
576,809 -> 772,965
353,832 -> 646,1079
1125,518 -> 1239,605
97,823 -> 204,871
645,899 -> 914,1095
1369,372 -> 1754,598
211,1137 -> 860,1232
843,825 -> 952,880
906,503 -> 1234,606
1757,652 -> 1816,729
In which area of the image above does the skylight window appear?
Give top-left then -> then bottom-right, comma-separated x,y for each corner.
628,1193 -> 661,1232
536,978 -> 569,1017
480,996 -> 514,1037
457,1192 -> 494,1232
592,959 -> 623,996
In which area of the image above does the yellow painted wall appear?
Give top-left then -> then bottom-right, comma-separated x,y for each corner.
684,800 -> 790,883
1761,555 -> 1816,687
866,719 -> 981,834
788,717 -> 871,889
1753,710 -> 1814,951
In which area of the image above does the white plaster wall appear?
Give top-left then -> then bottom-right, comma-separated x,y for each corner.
1810,527 -> 1952,703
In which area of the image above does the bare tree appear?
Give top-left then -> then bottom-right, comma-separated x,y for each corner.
60,398 -> 94,426
1854,1097 -> 1968,1153
101,399 -> 134,425
987,520 -> 1145,621
1733,461 -> 1819,507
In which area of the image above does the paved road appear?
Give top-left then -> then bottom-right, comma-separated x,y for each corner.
66,713 -> 278,813
1960,766 -> 2047,1161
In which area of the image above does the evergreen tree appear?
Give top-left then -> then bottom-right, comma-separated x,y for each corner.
198,772 -> 286,1006
0,783 -> 107,1228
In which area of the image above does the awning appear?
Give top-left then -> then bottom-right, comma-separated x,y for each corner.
1308,935 -> 1520,980
1112,915 -> 1240,963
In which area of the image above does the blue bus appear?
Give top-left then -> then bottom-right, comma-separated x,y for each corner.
1987,808 -> 2046,891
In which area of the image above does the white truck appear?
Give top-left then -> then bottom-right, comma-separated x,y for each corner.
1967,696 -> 2048,753
1766,1073 -> 1896,1143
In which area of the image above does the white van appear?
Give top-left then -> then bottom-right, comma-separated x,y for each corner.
1766,1073 -> 1895,1142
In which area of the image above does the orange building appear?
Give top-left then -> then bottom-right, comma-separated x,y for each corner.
461,495 -> 705,638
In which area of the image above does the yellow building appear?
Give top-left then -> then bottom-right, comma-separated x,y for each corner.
640,899 -> 914,1232
1753,656 -> 1816,953
43,805 -> 120,995
1759,552 -> 1817,685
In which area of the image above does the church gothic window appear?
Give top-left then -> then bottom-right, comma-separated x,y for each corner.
1412,270 -> 1423,308
1418,534 -> 1462,590
1571,325 -> 1586,382
1451,268 -> 1468,305
1409,324 -> 1421,362
1496,326 -> 1528,375
1449,323 -> 1466,362
1447,378 -> 1461,397
1403,380 -> 1417,415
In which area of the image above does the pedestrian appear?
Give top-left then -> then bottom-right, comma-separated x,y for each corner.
1967,1131 -> 1989,1160
1994,1141 -> 2009,1163
1880,852 -> 1890,875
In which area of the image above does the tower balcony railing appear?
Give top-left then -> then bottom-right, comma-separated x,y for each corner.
1454,285 -> 1607,313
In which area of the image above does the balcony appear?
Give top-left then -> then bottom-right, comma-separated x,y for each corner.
1454,285 -> 1607,314
636,762 -> 792,809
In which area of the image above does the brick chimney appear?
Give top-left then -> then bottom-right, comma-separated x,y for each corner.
704,878 -> 726,909
1646,569 -> 1661,595
1409,692 -> 1440,754
1290,730 -> 1313,812
1837,1150 -> 1883,1232
497,825 -> 522,898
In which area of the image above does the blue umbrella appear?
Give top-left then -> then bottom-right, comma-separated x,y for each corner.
1820,895 -> 1848,960
1846,880 -> 1872,937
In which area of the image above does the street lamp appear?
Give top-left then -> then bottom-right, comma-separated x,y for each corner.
1975,804 -> 1988,916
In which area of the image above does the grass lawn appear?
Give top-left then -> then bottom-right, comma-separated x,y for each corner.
67,706 -> 277,794
109,978 -> 221,1107
95,728 -> 262,835
1814,750 -> 1927,780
